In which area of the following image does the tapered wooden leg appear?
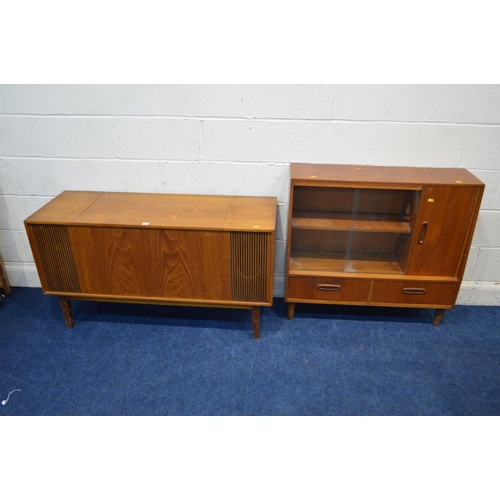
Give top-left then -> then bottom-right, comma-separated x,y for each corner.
251,307 -> 260,339
433,308 -> 445,326
59,298 -> 75,328
287,302 -> 295,320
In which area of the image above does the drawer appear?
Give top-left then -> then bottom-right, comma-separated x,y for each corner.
370,281 -> 458,306
287,277 -> 371,303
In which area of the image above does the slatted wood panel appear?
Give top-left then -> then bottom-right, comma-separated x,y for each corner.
32,224 -> 81,293
231,232 -> 268,303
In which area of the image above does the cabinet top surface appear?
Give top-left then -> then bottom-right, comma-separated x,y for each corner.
291,164 -> 484,187
25,192 -> 277,231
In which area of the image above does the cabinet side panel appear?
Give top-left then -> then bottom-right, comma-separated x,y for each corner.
159,230 -> 231,301
29,224 -> 81,293
231,232 -> 268,303
69,227 -> 160,297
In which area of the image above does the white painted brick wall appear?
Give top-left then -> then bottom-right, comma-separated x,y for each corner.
471,249 -> 500,281
1,158 -> 165,195
289,121 -> 379,164
0,117 -> 37,155
0,85 -> 69,114
32,117 -> 116,157
373,123 -> 469,166
116,118 -> 201,160
471,212 -> 500,247
154,85 -> 244,117
461,127 -> 500,170
463,247 -> 480,281
473,170 -> 500,210
425,85 -> 500,124
0,230 -> 28,261
333,84 -> 429,121
67,85 -> 156,115
0,84 -> 498,305
0,195 -> 52,230
243,84 -> 335,119
202,120 -> 288,162
0,162 -> 10,193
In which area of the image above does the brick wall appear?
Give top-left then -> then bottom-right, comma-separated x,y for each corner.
1,84 -> 499,303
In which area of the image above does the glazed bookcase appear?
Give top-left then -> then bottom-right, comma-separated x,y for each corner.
285,164 -> 484,325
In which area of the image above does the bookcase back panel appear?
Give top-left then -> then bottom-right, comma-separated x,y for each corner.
292,187 -> 354,214
292,187 -> 417,215
291,228 -> 400,255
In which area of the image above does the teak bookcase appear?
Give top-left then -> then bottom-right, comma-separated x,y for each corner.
285,164 -> 484,325
25,191 -> 277,339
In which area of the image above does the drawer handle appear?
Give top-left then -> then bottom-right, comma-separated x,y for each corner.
403,287 -> 426,295
318,284 -> 341,292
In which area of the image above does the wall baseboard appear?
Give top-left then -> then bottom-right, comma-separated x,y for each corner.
455,281 -> 500,306
3,263 -> 499,306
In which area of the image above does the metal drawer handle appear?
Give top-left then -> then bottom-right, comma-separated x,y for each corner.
318,284 -> 341,292
403,288 -> 426,295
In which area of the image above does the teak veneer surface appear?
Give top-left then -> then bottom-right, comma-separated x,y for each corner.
223,196 -> 277,231
26,191 -> 104,224
25,191 -> 277,231
292,213 -> 412,233
291,164 -> 484,187
25,191 -> 278,339
286,163 -> 485,326
289,251 -> 404,275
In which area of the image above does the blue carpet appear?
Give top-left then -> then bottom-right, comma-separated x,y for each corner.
1,287 -> 499,415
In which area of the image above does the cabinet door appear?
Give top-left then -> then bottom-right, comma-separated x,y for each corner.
159,230 -> 232,301
69,227 -> 233,301
69,226 -> 161,297
407,186 -> 481,277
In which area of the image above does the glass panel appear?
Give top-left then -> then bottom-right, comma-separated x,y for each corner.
290,186 -> 421,275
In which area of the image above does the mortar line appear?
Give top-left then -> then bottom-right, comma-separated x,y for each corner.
64,85 -> 72,114
28,118 -> 39,156
3,113 -> 500,127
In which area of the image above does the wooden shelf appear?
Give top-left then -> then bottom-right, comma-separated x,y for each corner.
289,250 -> 404,276
292,211 -> 411,233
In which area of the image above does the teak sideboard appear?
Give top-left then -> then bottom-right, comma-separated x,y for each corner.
285,164 -> 484,325
25,191 -> 277,339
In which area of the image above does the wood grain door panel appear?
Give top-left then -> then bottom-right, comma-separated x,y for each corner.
287,276 -> 371,303
69,226 -> 161,297
407,186 -> 480,277
70,228 -> 233,301
159,230 -> 231,301
371,280 -> 458,306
